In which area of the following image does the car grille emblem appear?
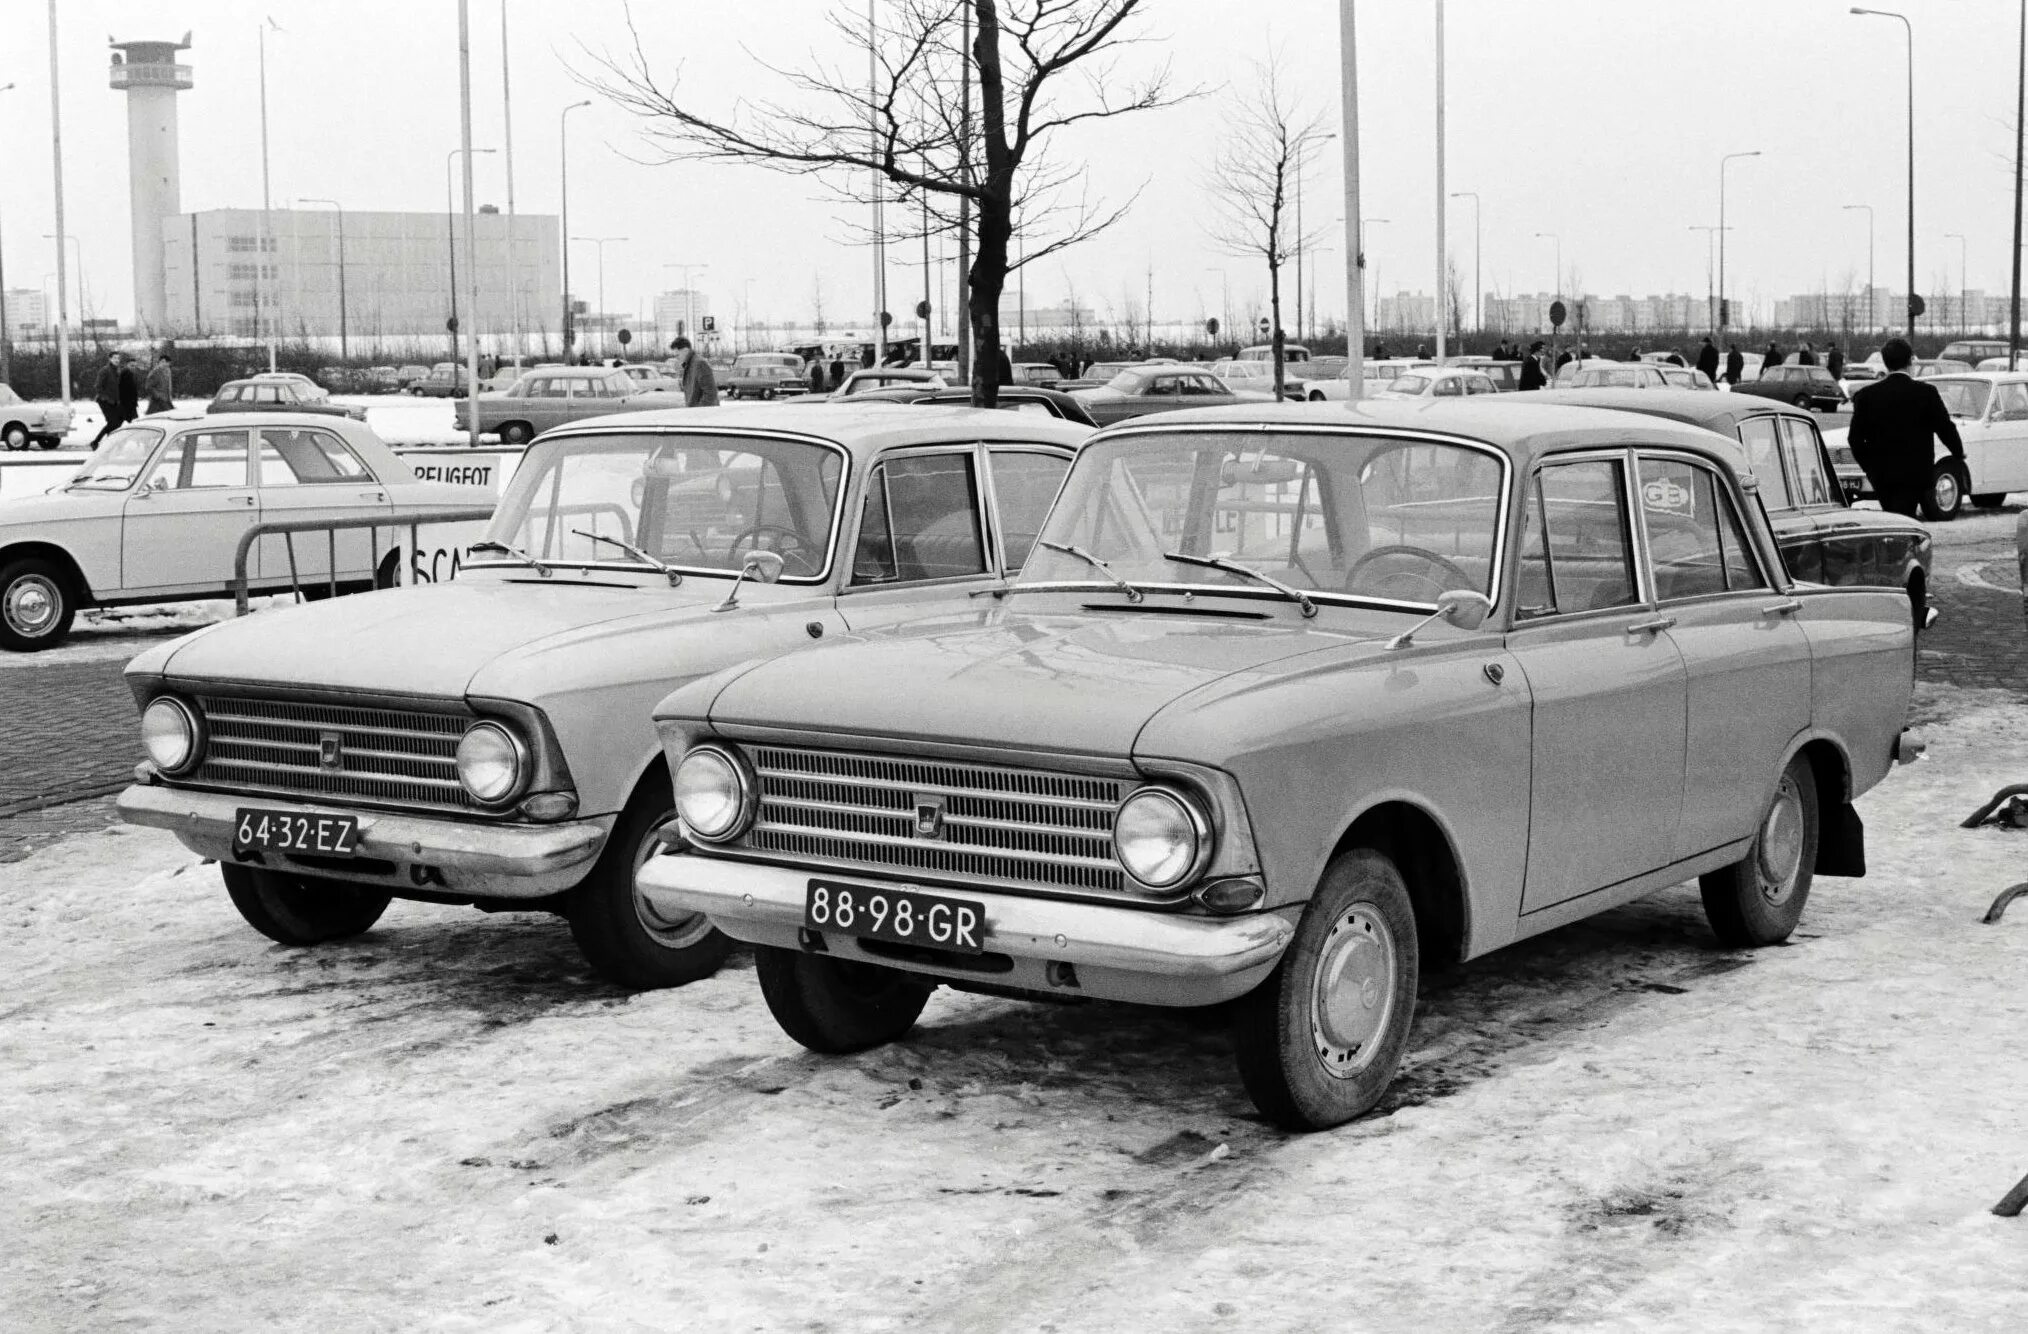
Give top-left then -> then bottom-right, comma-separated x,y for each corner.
913,794 -> 947,841
318,732 -> 345,771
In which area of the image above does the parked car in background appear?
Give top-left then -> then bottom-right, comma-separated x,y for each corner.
834,367 -> 949,398
466,366 -> 661,444
1052,361 -> 1142,391
0,412 -> 488,651
1839,363 -> 1883,391
1941,339 -> 2008,366
638,396 -> 1918,1130
614,363 -> 682,394
723,353 -> 811,400
1371,366 -> 1499,400
1654,365 -> 1718,391
1732,364 -> 1847,411
209,378 -> 367,421
1910,359 -> 1974,379
1534,388 -> 1934,627
842,385 -> 1100,427
117,404 -> 1086,992
394,364 -> 432,391
0,383 -> 75,451
1071,366 -> 1271,424
1285,359 -> 1439,403
1638,351 -> 1690,368
1010,362 -> 1062,386
1824,372 -> 2028,519
1448,357 -> 1521,392
1976,356 -> 2023,372
1237,343 -> 1310,361
1553,360 -> 1671,390
363,366 -> 404,393
410,363 -> 475,398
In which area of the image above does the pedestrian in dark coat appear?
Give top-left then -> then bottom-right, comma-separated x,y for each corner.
88,352 -> 127,449
1846,338 -> 1965,519
1553,348 -> 1574,371
670,336 -> 719,407
808,359 -> 826,394
829,356 -> 847,390
1797,344 -> 1819,367
1763,342 -> 1782,376
995,345 -> 1014,389
143,352 -> 175,414
1518,342 -> 1548,391
1695,337 -> 1721,381
1724,343 -> 1745,385
1827,344 -> 1846,380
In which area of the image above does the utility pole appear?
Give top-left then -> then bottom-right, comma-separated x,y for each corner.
868,0 -> 886,367
2012,0 -> 2024,370
560,99 -> 590,356
0,82 -> 14,388
46,0 -> 71,407
501,0 -> 520,362
457,0 -> 482,447
258,17 -> 281,372
1718,150 -> 1760,338
1433,0 -> 1446,361
1852,8 -> 1916,335
957,2 -> 974,384
1338,0 -> 1364,400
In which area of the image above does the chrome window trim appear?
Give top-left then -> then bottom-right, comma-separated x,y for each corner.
1632,446 -> 1781,599
1509,448 -> 1655,623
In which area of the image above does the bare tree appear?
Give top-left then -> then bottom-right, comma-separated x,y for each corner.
583,0 -> 1185,405
1443,255 -> 1468,350
1203,54 -> 1330,400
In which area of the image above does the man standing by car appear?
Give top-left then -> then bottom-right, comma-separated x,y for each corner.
1696,336 -> 1721,382
143,351 -> 175,414
1847,337 -> 1964,519
1518,341 -> 1548,391
1826,343 -> 1846,381
671,336 -> 720,407
1724,342 -> 1745,385
88,351 -> 127,449
1764,341 -> 1782,375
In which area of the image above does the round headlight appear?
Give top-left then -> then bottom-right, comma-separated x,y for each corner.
674,745 -> 753,843
455,721 -> 528,805
1113,786 -> 1212,892
141,697 -> 201,775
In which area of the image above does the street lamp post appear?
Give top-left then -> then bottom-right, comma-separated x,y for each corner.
1534,231 -> 1560,361
1337,0 -> 1365,401
1852,8 -> 1915,335
446,147 -> 496,359
1718,150 -> 1761,338
499,0 -> 520,363
257,17 -> 282,372
298,198 -> 346,358
44,1 -> 72,407
1690,225 -> 1723,334
559,99 -> 591,357
1945,231 -> 1967,337
1434,0 -> 1447,360
1843,204 -> 1875,333
1450,191 -> 1479,335
0,81 -> 14,387
572,237 -> 626,358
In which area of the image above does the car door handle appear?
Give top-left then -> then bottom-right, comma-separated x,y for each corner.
1760,598 -> 1803,617
229,494 -> 256,506
1625,615 -> 1676,636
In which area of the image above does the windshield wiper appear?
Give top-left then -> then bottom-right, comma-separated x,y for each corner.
1161,551 -> 1317,618
467,539 -> 552,577
1033,540 -> 1144,603
571,528 -> 682,586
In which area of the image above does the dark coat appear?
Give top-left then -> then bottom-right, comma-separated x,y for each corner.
1518,357 -> 1548,391
808,361 -> 826,393
117,366 -> 140,416
1695,342 -> 1721,379
93,362 -> 121,407
1724,348 -> 1745,384
1797,347 -> 1818,367
1826,348 -> 1846,378
1847,372 -> 1966,498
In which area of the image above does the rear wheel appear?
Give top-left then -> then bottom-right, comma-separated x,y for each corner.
1791,394 -> 1813,409
565,789 -> 734,989
499,421 -> 532,445
221,863 -> 391,946
1699,754 -> 1818,947
0,557 -> 75,652
2,423 -> 28,450
1921,462 -> 1966,521
755,945 -> 934,1053
1232,848 -> 1420,1131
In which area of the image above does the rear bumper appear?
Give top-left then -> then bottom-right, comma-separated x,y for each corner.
118,782 -> 611,898
636,853 -> 1295,1007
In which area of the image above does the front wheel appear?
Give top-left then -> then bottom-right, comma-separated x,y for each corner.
1921,462 -> 1966,521
566,796 -> 734,989
1792,394 -> 1813,409
754,945 -> 934,1053
1232,848 -> 1420,1131
221,863 -> 392,945
2,423 -> 28,450
0,556 -> 75,652
1699,754 -> 1818,947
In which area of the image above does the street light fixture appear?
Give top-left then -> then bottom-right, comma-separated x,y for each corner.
446,147 -> 496,358
572,237 -> 626,358
1718,150 -> 1761,337
298,197 -> 346,359
1843,204 -> 1876,332
559,99 -> 591,355
1852,7 -> 1916,334
1450,191 -> 1480,335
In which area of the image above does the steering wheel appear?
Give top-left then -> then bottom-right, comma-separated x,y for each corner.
727,523 -> 818,576
1344,544 -> 1473,602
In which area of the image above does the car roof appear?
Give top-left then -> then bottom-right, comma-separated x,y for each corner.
550,401 -> 1091,459
1924,370 -> 2028,382
1088,397 -> 1746,471
1523,386 -> 1802,438
144,411 -> 414,480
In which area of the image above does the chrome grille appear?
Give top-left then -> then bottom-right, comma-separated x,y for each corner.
193,695 -> 472,812
737,745 -> 1131,895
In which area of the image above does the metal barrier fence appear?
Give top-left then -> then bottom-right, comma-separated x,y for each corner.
230,506 -> 498,616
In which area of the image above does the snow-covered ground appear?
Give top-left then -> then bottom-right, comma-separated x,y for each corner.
3,695 -> 2025,1331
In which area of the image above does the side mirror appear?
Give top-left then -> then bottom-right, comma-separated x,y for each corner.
1387,589 -> 1493,650
742,549 -> 785,585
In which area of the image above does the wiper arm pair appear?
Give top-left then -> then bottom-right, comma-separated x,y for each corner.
467,539 -> 551,577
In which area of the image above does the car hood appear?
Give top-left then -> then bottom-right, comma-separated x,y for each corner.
693,605 -> 1386,760
155,575 -> 760,700
0,486 -> 116,522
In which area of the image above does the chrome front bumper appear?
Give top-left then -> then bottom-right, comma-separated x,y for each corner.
636,854 -> 1296,1007
117,783 -> 612,898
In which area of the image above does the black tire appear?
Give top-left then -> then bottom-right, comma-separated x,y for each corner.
221,862 -> 392,946
499,421 -> 532,445
1907,574 -> 1927,633
1232,848 -> 1420,1131
1699,754 -> 1818,947
1,423 -> 28,451
373,549 -> 402,591
1920,463 -> 1966,521
754,944 -> 934,1053
0,556 -> 76,652
1971,492 -> 2007,509
565,789 -> 734,990
1792,394 -> 1812,409
1308,391 -> 1326,402
36,438 -> 59,451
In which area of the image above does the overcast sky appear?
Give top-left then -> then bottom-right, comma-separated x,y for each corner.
2,0 -> 2021,331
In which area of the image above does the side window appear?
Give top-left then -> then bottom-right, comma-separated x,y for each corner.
1639,457 -> 1768,600
1514,458 -> 1640,620
1997,381 -> 2028,420
851,452 -> 986,584
258,429 -> 366,485
1147,377 -> 1180,397
1778,418 -> 1835,507
988,450 -> 1071,572
1736,417 -> 1792,509
149,430 -> 249,490
1433,376 -> 1464,397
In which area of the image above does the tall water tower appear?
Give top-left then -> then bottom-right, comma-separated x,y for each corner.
109,34 -> 192,334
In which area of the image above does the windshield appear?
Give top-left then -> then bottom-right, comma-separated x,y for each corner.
482,433 -> 845,581
1385,375 -> 1431,395
68,426 -> 165,490
0,385 -> 19,406
1930,379 -> 1992,418
1025,429 -> 1507,609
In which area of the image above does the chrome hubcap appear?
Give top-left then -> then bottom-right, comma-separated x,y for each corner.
1757,775 -> 1805,905
1311,902 -> 1398,1079
4,575 -> 60,636
1935,472 -> 1960,510
630,816 -> 714,950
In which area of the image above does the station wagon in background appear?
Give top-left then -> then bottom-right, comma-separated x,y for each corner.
1534,387 -> 1934,626
0,413 -> 488,651
1071,366 -> 1271,425
209,377 -> 367,421
724,353 -> 812,399
466,366 -> 656,444
118,405 -> 1085,991
1823,372 -> 2028,519
638,397 -> 1918,1130
410,362 -> 477,398
0,383 -> 75,450
1733,364 -> 1847,411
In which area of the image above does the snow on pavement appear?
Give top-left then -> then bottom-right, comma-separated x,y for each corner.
3,697 -> 2025,1331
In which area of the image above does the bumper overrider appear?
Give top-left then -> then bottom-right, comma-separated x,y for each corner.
635,854 -> 1297,1007
118,781 -> 612,898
